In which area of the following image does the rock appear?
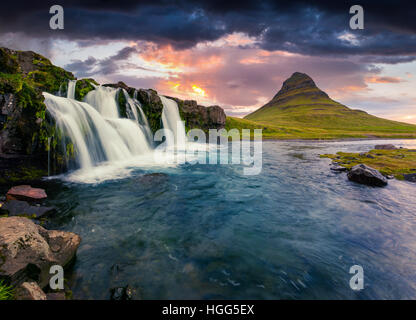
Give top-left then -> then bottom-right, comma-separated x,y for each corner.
15,281 -> 47,300
136,172 -> 168,186
110,285 -> 135,300
0,200 -> 55,219
46,292 -> 66,300
386,175 -> 395,179
6,185 -> 47,203
347,164 -> 388,187
375,144 -> 397,150
0,216 -> 81,288
403,173 -> 416,182
330,165 -> 347,172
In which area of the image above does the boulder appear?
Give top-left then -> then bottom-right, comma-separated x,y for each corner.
110,285 -> 135,300
46,292 -> 66,300
0,200 -> 55,219
347,164 -> 388,187
0,216 -> 81,288
403,173 -> 416,182
6,185 -> 47,203
374,144 -> 397,150
330,164 -> 347,172
14,281 -> 47,300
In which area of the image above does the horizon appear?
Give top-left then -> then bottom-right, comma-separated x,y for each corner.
1,1 -> 415,123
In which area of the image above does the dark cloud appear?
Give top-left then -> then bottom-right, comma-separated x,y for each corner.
0,1 -> 415,58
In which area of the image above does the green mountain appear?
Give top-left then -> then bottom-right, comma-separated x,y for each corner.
227,72 -> 416,139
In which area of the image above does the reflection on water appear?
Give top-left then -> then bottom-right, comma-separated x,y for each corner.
44,139 -> 416,299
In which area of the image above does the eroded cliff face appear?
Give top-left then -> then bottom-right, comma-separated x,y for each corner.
105,82 -> 226,134
0,47 -> 75,156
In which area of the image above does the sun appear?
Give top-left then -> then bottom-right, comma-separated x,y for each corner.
192,85 -> 206,97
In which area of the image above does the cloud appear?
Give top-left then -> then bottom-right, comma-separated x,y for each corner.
365,76 -> 405,84
64,46 -> 139,77
1,1 -> 416,58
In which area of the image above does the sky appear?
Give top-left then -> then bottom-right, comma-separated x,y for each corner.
1,0 -> 416,122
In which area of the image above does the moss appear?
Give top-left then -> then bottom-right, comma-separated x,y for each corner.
0,48 -> 20,74
117,89 -> 128,118
74,78 -> 97,101
0,72 -> 23,94
321,148 -> 416,179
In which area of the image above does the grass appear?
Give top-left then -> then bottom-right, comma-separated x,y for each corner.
320,148 -> 416,179
238,80 -> 416,139
226,116 -> 416,140
0,281 -> 14,300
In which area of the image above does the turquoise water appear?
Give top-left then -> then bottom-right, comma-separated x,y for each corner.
44,140 -> 416,299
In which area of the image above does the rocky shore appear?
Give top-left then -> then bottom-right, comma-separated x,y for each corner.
0,185 -> 81,300
321,144 -> 416,186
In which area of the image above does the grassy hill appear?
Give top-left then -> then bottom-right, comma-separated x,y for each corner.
226,72 -> 416,139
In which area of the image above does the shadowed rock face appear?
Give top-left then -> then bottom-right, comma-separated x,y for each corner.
0,216 -> 81,288
14,281 -> 47,300
347,164 -> 388,187
104,83 -> 227,134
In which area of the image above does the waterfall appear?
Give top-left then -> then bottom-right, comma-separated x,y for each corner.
43,85 -> 151,170
43,83 -> 191,182
123,90 -> 153,145
159,95 -> 186,149
67,80 -> 77,99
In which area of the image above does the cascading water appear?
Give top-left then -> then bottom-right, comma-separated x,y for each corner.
43,85 -> 151,171
159,95 -> 186,149
43,83 -> 190,182
123,89 -> 153,145
67,80 -> 77,99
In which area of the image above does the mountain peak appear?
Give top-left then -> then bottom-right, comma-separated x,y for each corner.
272,72 -> 328,102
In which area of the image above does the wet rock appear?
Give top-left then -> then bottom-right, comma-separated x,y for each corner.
375,144 -> 397,150
403,173 -> 416,182
6,185 -> 47,203
0,200 -> 55,219
15,282 -> 47,300
110,285 -> 135,300
0,216 -> 81,287
347,164 -> 388,187
46,292 -> 66,300
386,175 -> 395,179
330,164 -> 347,172
137,173 -> 168,186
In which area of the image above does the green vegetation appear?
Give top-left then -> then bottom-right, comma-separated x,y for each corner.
0,47 -> 75,157
117,89 -> 128,118
0,280 -> 14,300
320,149 -> 416,179
238,72 -> 416,139
0,165 -> 47,185
75,78 -> 98,101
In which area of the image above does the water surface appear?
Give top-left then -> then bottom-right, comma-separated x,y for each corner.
44,139 -> 416,299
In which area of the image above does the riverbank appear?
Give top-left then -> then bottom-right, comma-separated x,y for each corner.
225,116 -> 416,140
320,145 -> 416,181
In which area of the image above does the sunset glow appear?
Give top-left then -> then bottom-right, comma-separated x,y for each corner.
192,85 -> 206,97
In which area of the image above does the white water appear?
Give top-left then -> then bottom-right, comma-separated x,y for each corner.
160,95 -> 186,149
43,86 -> 190,183
124,89 -> 153,144
67,80 -> 77,99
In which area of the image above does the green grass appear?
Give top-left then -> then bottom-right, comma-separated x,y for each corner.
0,281 -> 14,300
320,149 -> 416,179
230,97 -> 416,140
239,73 -> 416,139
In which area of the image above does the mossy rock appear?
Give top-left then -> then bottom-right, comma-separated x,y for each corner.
75,78 -> 97,101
